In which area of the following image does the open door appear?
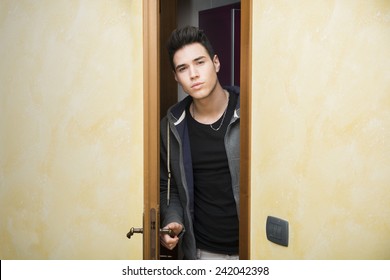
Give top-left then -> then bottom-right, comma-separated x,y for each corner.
142,0 -> 161,260
134,0 -> 252,260
126,0 -> 160,260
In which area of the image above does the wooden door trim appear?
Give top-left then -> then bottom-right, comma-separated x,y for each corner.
239,0 -> 252,260
143,0 -> 160,260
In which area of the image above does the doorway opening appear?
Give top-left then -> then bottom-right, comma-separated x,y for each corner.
158,0 -> 250,260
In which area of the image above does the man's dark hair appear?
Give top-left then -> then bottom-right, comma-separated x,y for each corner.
167,26 -> 215,71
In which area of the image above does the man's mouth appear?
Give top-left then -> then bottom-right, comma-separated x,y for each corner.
191,82 -> 203,89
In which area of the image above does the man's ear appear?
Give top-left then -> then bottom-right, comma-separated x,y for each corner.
173,70 -> 178,82
213,55 -> 221,73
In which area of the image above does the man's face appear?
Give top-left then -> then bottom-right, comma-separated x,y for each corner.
173,43 -> 220,100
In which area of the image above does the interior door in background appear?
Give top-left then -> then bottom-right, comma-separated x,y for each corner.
199,2 -> 241,86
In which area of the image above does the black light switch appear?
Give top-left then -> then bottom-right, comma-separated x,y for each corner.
266,216 -> 289,247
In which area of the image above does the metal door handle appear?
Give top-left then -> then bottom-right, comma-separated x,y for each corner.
126,227 -> 174,239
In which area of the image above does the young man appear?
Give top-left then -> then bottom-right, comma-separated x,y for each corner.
160,26 -> 240,260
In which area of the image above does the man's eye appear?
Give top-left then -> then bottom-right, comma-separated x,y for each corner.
178,67 -> 186,72
197,60 -> 205,65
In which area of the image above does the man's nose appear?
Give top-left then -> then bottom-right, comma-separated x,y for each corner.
189,65 -> 199,79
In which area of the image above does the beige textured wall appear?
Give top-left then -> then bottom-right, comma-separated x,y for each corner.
0,1 -> 143,259
250,0 -> 390,259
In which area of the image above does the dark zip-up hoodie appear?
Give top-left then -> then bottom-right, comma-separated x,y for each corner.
160,86 -> 240,259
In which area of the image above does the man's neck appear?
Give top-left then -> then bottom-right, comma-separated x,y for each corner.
191,85 -> 228,125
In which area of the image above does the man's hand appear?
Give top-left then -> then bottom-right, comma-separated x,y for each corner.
160,222 -> 183,250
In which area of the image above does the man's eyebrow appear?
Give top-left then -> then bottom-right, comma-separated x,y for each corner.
175,56 -> 207,71
175,63 -> 186,72
194,56 -> 206,62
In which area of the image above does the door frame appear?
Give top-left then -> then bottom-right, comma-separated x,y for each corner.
143,0 -> 252,260
239,0 -> 252,260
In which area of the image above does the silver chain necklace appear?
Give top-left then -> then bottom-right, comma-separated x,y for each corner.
192,92 -> 229,131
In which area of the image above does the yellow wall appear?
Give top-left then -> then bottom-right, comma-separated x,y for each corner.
0,1 -> 144,259
250,0 -> 390,259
